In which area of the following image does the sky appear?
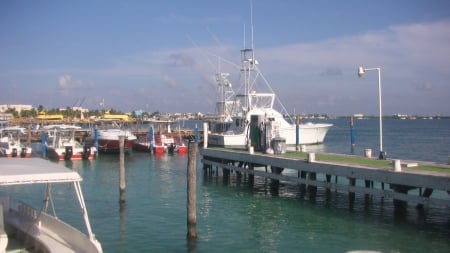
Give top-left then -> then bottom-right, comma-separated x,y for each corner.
1,0 -> 450,116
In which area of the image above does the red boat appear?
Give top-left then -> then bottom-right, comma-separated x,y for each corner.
133,123 -> 187,154
154,134 -> 186,154
134,134 -> 186,154
86,128 -> 137,154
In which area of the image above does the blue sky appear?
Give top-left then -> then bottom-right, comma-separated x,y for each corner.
1,0 -> 450,116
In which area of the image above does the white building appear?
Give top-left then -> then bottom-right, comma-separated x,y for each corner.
0,104 -> 33,113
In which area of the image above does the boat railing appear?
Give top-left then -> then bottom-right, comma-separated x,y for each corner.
13,201 -> 101,253
17,201 -> 40,221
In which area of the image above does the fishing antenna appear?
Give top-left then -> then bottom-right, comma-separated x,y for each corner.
250,0 -> 255,59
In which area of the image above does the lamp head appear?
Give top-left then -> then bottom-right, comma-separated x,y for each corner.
358,66 -> 365,77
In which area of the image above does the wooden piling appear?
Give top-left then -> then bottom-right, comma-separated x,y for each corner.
308,172 -> 317,196
187,141 -> 197,240
41,131 -> 46,158
349,177 -> 356,202
119,135 -> 126,203
27,125 -> 32,148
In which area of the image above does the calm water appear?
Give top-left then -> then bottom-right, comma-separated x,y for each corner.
6,118 -> 450,252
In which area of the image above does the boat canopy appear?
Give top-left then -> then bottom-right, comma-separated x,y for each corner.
0,127 -> 27,134
0,158 -> 81,186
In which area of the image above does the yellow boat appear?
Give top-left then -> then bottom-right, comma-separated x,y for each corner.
36,111 -> 64,121
102,110 -> 129,122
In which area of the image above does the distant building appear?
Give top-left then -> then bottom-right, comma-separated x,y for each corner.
59,106 -> 89,113
0,104 -> 33,113
1,112 -> 14,122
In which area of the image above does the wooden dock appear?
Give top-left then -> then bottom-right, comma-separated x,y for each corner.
200,148 -> 450,212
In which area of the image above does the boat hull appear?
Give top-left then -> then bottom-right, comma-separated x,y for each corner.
97,139 -> 135,153
208,123 -> 332,148
133,142 -> 151,152
133,141 -> 187,154
153,145 -> 165,154
177,145 -> 187,154
46,146 -> 96,161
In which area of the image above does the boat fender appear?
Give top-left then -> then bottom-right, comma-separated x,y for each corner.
12,148 -> 17,157
64,146 -> 73,160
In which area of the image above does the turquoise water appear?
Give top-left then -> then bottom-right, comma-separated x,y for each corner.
4,118 -> 450,252
298,118 -> 450,163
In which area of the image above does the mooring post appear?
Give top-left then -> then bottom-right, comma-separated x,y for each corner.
349,178 -> 356,202
148,125 -> 154,154
119,135 -> 126,203
27,125 -> 32,148
187,141 -> 197,240
350,116 -> 355,153
203,122 -> 208,149
41,130 -> 46,158
194,124 -> 198,143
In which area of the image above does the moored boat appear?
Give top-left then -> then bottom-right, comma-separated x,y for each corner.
44,125 -> 96,161
0,127 -> 32,158
91,128 -> 136,154
0,158 -> 102,253
83,117 -> 137,154
134,125 -> 187,154
207,26 -> 332,150
154,134 -> 187,154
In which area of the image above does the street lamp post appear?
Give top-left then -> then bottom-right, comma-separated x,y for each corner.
358,66 -> 386,159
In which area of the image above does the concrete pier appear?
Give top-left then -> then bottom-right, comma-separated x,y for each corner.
200,148 -> 450,210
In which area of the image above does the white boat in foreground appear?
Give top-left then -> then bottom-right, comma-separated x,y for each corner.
0,158 -> 102,253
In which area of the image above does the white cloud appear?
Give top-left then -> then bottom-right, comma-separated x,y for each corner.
58,74 -> 72,89
240,19 -> 450,115
255,19 -> 450,69
33,19 -> 450,114
163,74 -> 177,88
57,74 -> 94,97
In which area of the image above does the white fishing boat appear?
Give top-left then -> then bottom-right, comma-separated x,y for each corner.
44,125 -> 96,161
0,158 -> 102,253
207,25 -> 332,149
0,127 -> 32,158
